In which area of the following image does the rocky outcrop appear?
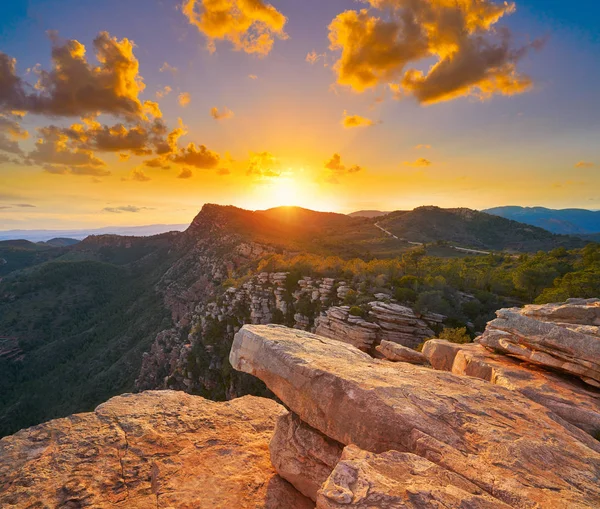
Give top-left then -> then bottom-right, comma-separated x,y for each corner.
0,391 -> 313,509
231,324 -> 600,508
375,340 -> 428,365
317,445 -> 510,508
270,412 -> 344,502
480,299 -> 600,387
422,339 -> 600,436
315,302 -> 443,352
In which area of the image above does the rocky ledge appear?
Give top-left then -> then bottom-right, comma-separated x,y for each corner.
0,391 -> 313,508
231,324 -> 600,508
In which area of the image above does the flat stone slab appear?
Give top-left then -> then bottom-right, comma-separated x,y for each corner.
0,391 -> 314,509
231,325 -> 600,509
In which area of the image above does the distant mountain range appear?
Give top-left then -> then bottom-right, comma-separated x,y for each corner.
484,207 -> 600,235
348,210 -> 390,218
0,224 -> 189,242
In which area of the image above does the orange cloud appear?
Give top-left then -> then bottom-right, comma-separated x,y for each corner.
171,142 -> 220,169
248,74 -> 258,80
159,62 -> 178,74
306,51 -> 326,65
415,144 -> 431,149
575,161 -> 595,168
178,92 -> 191,107
156,86 -> 172,99
247,151 -> 281,179
178,168 -> 193,179
211,106 -> 235,120
404,158 -> 432,167
182,0 -> 288,56
328,1 -> 540,104
324,153 -> 363,183
0,32 -> 161,120
342,111 -> 377,129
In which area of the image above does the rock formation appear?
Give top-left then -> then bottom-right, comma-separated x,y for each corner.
0,391 -> 313,508
375,340 -> 428,365
231,324 -> 600,508
479,298 -> 600,387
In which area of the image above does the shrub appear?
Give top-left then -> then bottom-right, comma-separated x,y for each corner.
438,327 -> 472,344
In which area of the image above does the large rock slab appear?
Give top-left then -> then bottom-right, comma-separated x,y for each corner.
270,412 -> 344,501
423,339 -> 600,436
519,298 -> 600,326
480,307 -> 600,386
231,325 -> 600,509
0,391 -> 314,509
317,445 -> 510,509
376,340 -> 428,365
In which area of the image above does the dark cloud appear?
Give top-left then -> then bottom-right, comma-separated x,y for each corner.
177,168 -> 193,179
0,32 -> 161,120
171,143 -> 220,169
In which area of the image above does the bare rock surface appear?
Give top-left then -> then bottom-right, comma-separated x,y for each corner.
270,412 -> 344,502
0,391 -> 314,509
423,339 -> 600,436
231,324 -> 600,509
376,340 -> 428,365
480,303 -> 600,386
317,445 -> 510,509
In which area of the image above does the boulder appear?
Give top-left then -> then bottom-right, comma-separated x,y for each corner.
0,391 -> 314,509
270,412 -> 344,501
480,307 -> 600,386
231,325 -> 600,509
317,445 -> 510,509
423,339 -> 600,436
375,340 -> 428,365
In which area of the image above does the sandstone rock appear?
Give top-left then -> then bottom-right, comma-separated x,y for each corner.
375,340 -> 428,365
519,298 -> 600,326
480,307 -> 600,385
231,325 -> 600,509
0,391 -> 314,509
317,445 -> 510,509
315,307 -> 380,352
270,412 -> 344,502
423,339 -> 600,436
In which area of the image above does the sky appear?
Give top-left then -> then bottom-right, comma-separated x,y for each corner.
0,0 -> 599,229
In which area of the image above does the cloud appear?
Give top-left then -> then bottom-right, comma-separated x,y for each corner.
178,168 -> 193,179
122,168 -> 152,182
182,0 -> 288,56
160,62 -> 178,74
118,153 -> 131,161
415,144 -> 431,149
171,142 -> 220,169
575,161 -> 594,168
404,157 -> 432,167
0,153 -> 13,164
210,106 -> 235,120
306,51 -> 326,65
324,153 -> 363,183
0,32 -> 161,120
328,0 -> 540,104
0,114 -> 28,154
342,111 -> 377,129
156,85 -> 172,99
103,205 -> 152,213
247,151 -> 281,178
178,92 -> 191,107
217,168 -> 231,176
248,74 -> 258,80
14,203 -> 36,208
43,163 -> 111,177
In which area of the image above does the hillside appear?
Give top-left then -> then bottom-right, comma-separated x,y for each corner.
0,204 -> 598,437
378,206 -> 585,252
485,206 -> 600,234
348,210 -> 390,218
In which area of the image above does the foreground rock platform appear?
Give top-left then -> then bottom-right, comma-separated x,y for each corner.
0,391 -> 314,509
231,324 -> 600,508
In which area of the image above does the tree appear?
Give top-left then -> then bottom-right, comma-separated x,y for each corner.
512,263 -> 559,300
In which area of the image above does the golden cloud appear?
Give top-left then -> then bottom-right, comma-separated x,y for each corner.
178,92 -> 192,107
247,151 -> 281,178
306,51 -> 326,65
342,111 -> 377,129
211,106 -> 235,120
328,0 -> 540,104
178,168 -> 193,179
324,153 -> 363,183
404,157 -> 432,167
171,142 -> 220,169
575,161 -> 595,169
0,32 -> 161,120
248,74 -> 258,80
182,0 -> 288,56
415,144 -> 431,149
159,62 -> 178,74
156,86 -> 173,99
0,114 -> 27,154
